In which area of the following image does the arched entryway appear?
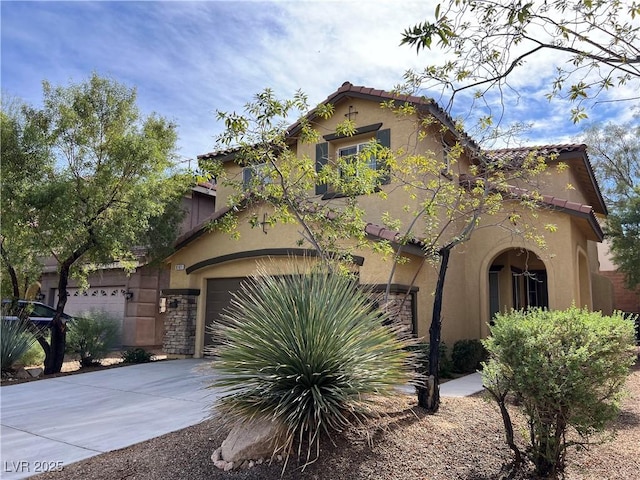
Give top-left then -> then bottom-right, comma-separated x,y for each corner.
488,248 -> 549,321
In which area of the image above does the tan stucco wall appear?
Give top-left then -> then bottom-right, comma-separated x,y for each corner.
538,161 -> 590,206
167,199 -> 602,357
215,97 -> 469,232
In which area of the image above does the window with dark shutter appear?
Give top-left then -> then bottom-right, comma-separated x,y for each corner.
375,128 -> 391,185
242,166 -> 254,189
315,142 -> 329,195
316,127 -> 392,199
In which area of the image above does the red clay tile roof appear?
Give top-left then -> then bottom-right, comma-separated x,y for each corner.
197,85 -> 606,217
461,174 -> 604,241
188,84 -> 607,250
173,198 -> 425,253
364,223 -> 423,247
487,143 -> 588,160
486,143 -> 607,216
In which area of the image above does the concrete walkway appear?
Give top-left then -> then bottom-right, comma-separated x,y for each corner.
440,372 -> 484,397
0,361 -> 484,480
0,359 -> 217,480
395,372 -> 485,397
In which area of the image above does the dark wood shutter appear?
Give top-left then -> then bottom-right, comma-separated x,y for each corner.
376,128 -> 391,185
242,167 -> 253,189
315,142 -> 329,195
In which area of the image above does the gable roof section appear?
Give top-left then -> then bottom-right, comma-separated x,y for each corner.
190,84 -> 606,251
488,144 -> 607,216
197,81 -> 478,162
286,81 -> 478,149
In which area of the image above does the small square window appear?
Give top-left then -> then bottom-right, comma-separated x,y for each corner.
338,143 -> 377,177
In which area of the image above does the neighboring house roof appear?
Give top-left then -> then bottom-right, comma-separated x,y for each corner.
192,181 -> 216,197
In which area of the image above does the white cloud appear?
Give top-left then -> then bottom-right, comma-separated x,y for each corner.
2,0 -> 636,161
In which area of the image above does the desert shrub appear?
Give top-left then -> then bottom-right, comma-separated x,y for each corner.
20,340 -> 46,366
409,341 -> 453,378
209,265 -> 414,466
121,347 -> 153,363
66,310 -> 120,367
452,339 -> 488,373
482,307 -> 636,478
1,318 -> 37,372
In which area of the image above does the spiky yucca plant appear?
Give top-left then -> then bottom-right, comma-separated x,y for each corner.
210,264 -> 414,465
1,318 -> 37,372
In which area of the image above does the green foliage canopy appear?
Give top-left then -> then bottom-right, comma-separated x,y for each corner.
0,99 -> 53,299
1,73 -> 191,374
582,120 -> 640,288
402,0 -> 640,124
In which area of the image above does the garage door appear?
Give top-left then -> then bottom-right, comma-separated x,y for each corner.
204,278 -> 247,353
55,287 -> 126,320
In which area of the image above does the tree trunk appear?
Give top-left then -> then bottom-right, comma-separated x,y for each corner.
0,242 -> 21,300
44,238 -> 97,374
44,257 -> 74,374
417,246 -> 451,412
46,320 -> 66,373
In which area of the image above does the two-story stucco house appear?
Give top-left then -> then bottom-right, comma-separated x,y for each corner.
162,82 -> 612,358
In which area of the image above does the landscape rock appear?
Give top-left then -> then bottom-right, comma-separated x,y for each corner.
14,368 -> 30,379
211,448 -> 221,462
26,367 -> 44,378
220,417 -> 285,463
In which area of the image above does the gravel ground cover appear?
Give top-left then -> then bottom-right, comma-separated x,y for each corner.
33,361 -> 639,480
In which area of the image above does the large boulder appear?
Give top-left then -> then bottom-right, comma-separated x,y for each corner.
220,417 -> 285,463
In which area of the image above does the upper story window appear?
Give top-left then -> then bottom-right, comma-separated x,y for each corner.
338,142 -> 378,178
242,162 -> 273,189
315,127 -> 391,198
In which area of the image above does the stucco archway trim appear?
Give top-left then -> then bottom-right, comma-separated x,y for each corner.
186,248 -> 366,274
575,245 -> 593,310
478,240 -> 552,338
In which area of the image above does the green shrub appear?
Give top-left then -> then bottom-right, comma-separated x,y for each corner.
409,341 -> 453,378
452,339 -> 488,373
1,318 -> 37,372
121,347 -> 153,363
66,310 -> 120,367
209,265 -> 414,466
20,340 -> 46,366
482,307 -> 636,478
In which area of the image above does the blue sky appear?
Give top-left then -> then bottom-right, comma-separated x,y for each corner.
1,0 -> 635,165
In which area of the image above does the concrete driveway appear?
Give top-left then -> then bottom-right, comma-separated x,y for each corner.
0,359 -> 218,480
0,359 -> 484,480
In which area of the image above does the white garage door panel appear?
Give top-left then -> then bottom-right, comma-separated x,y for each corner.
55,287 -> 126,319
